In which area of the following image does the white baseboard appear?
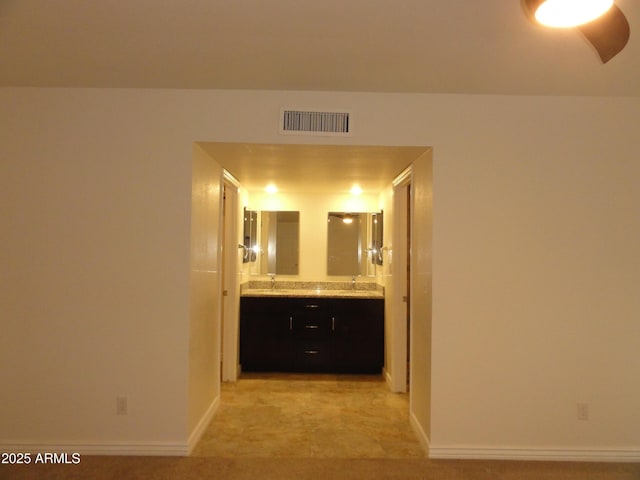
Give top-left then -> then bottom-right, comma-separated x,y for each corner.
187,394 -> 220,454
383,367 -> 408,393
0,441 -> 189,456
0,396 -> 221,458
429,446 -> 640,463
409,410 -> 430,456
384,368 -> 393,390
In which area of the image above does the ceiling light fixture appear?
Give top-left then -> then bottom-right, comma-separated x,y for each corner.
265,184 -> 278,194
350,185 -> 363,196
530,0 -> 613,28
522,0 -> 629,63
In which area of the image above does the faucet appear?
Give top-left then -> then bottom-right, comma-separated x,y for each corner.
352,276 -> 356,290
270,274 -> 276,290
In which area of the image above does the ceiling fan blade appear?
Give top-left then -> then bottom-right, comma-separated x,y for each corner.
578,4 -> 630,63
522,0 -> 542,20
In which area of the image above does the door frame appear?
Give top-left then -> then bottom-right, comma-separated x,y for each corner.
221,170 -> 240,382
389,166 -> 412,393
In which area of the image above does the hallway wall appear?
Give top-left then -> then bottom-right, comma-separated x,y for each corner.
188,145 -> 223,447
409,150 -> 433,446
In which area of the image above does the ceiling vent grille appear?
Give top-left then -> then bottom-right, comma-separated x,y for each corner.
280,109 -> 351,136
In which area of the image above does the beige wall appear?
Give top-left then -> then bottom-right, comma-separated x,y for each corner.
410,150 -> 433,444
1,88 -> 639,460
0,89 -> 193,452
187,145 -> 222,445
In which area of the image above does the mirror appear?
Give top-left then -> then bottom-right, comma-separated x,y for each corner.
327,211 -> 383,276
243,209 -> 300,275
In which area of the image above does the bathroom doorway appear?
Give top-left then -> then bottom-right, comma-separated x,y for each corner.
199,143 -> 432,452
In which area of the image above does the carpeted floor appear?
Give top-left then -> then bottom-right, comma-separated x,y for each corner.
3,456 -> 640,480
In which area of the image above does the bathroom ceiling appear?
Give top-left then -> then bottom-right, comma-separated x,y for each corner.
1,0 -> 638,96
199,143 -> 429,194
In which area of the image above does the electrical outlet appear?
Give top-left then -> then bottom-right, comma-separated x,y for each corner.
577,402 -> 589,421
116,396 -> 128,415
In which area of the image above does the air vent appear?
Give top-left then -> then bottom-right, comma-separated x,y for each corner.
280,109 -> 351,136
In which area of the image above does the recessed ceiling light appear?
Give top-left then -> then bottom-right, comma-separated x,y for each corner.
533,0 -> 613,28
265,184 -> 278,194
350,185 -> 363,196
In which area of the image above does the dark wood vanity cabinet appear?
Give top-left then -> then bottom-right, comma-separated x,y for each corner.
240,296 -> 384,374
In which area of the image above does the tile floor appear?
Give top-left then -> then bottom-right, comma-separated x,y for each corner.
192,373 -> 425,459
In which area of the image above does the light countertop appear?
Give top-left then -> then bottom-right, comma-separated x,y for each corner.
240,288 -> 383,299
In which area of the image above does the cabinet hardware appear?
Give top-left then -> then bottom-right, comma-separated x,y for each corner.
332,317 -> 335,331
305,325 -> 319,329
289,316 -> 293,331
304,304 -> 319,308
304,350 -> 319,354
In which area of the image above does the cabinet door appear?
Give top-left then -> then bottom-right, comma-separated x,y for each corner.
240,298 -> 293,372
332,298 -> 384,373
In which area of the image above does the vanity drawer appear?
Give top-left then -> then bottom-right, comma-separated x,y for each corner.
294,341 -> 333,371
290,300 -> 332,338
291,315 -> 333,338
